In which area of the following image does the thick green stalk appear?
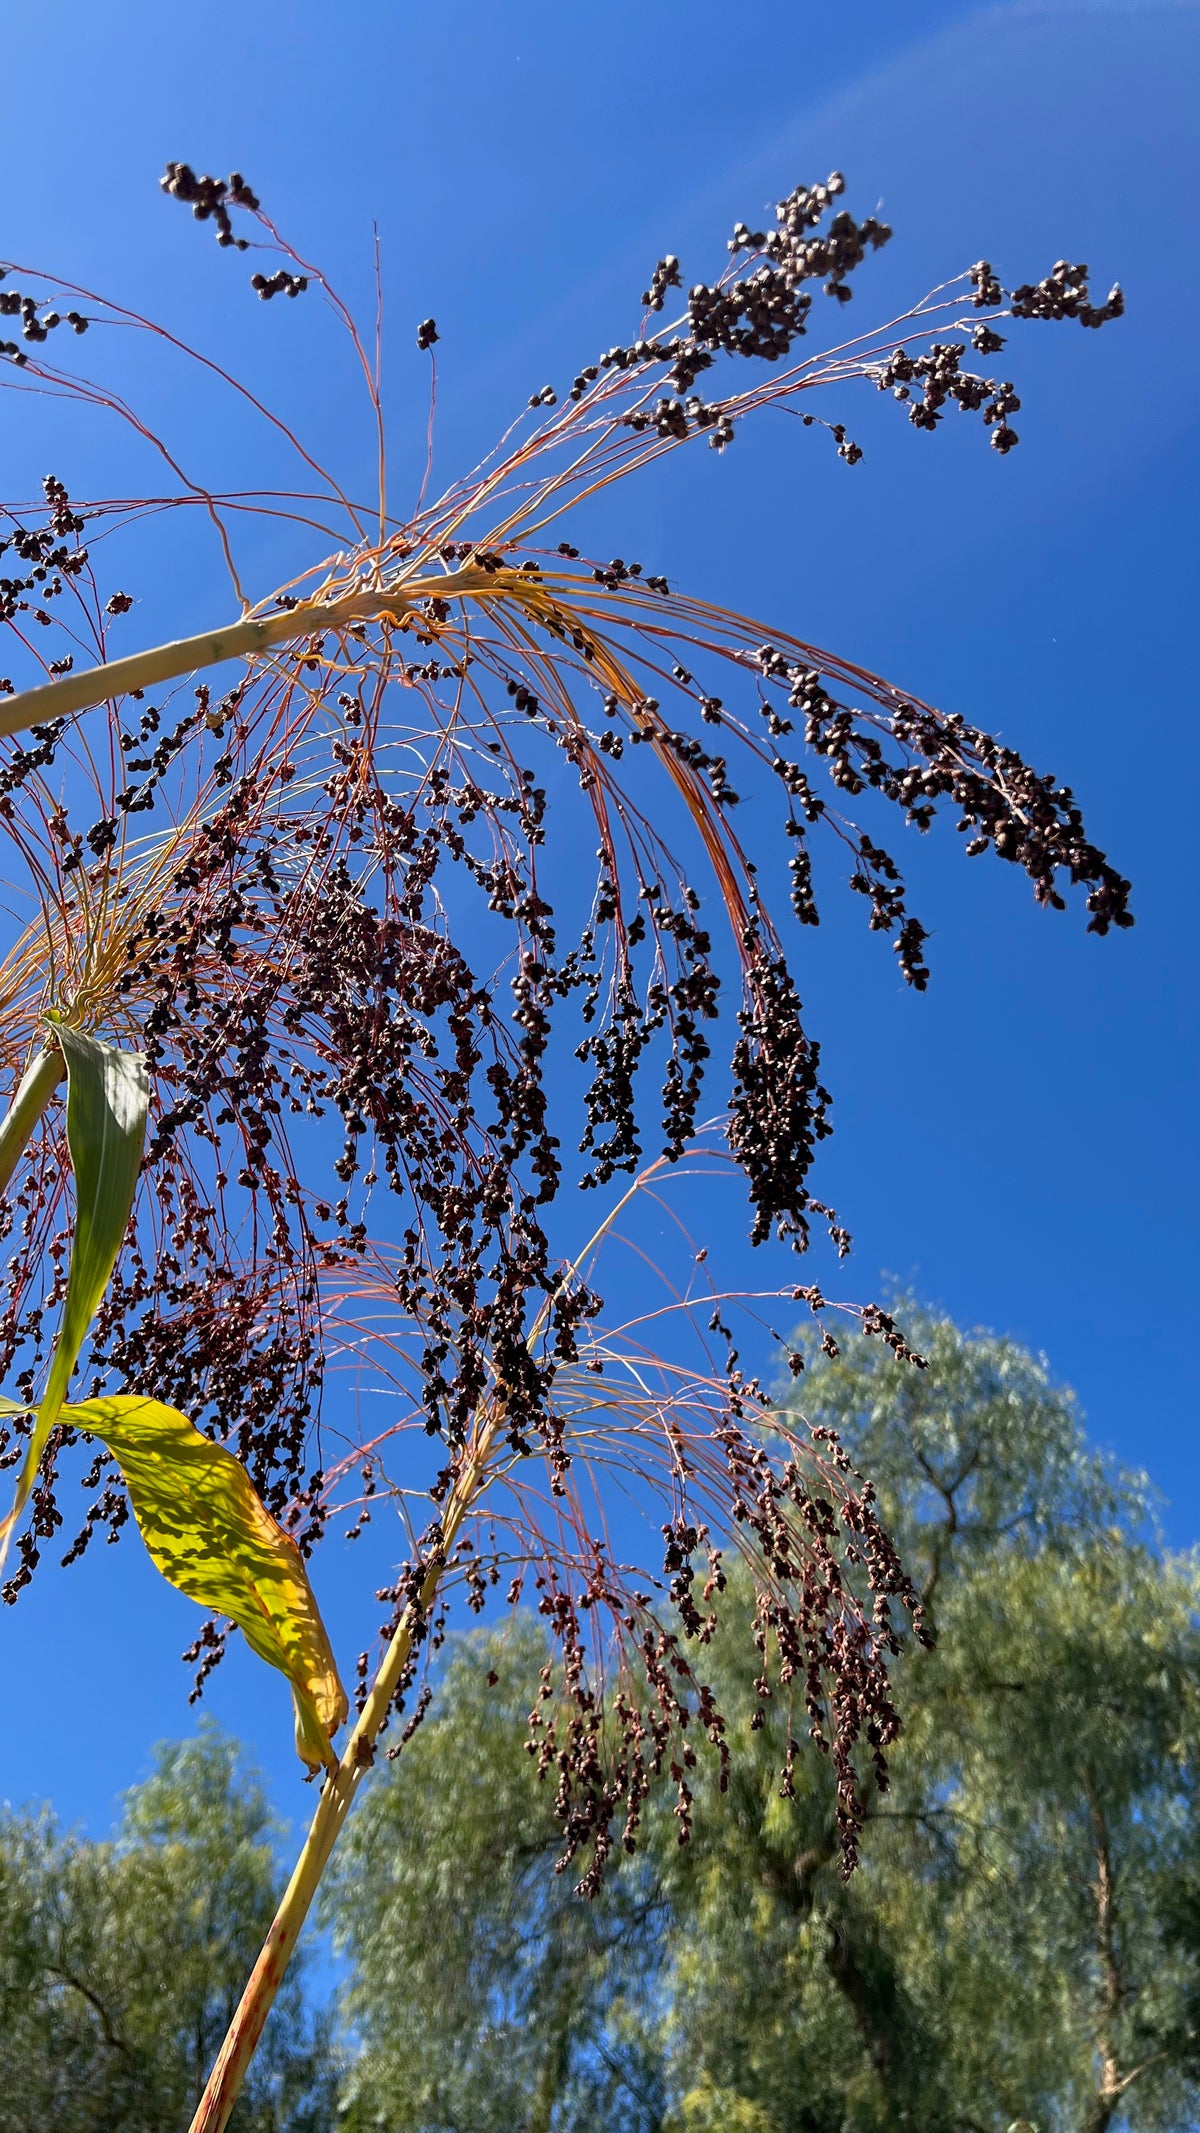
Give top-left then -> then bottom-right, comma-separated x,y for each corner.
0,1046 -> 63,1197
0,567 -> 502,741
0,614 -> 317,738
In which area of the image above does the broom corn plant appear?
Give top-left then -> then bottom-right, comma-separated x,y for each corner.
0,164 -> 1128,2129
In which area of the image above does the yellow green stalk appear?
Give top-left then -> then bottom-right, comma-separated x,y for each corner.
186,1411 -> 503,2133
0,567 -> 510,741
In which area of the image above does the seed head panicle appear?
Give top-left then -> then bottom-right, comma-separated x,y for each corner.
0,167 -> 1125,1875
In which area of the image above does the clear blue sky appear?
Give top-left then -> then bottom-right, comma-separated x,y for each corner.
1,0 -> 1197,1841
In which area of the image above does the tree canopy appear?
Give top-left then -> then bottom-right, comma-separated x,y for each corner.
6,1308 -> 1197,2131
323,1306 -> 1200,2133
0,1725 -> 336,2132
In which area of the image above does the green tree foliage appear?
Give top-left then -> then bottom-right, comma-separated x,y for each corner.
324,1618 -> 666,2133
325,1307 -> 1200,2133
657,1308 -> 1200,2133
0,1724 -> 336,2132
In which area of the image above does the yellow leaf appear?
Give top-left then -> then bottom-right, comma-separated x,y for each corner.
64,1394 -> 347,1770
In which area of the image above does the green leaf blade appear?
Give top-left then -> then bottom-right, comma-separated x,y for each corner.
41,1024 -> 149,1419
0,1023 -> 148,1571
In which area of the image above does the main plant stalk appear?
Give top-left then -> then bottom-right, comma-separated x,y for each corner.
186,1425 -> 498,2133
0,566 -> 505,742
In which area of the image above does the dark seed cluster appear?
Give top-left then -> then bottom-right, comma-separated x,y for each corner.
1006,258 -> 1124,329
0,274 -> 88,366
729,951 -> 833,1248
160,163 -> 262,248
250,269 -> 308,302
593,173 -> 891,420
762,650 -> 1133,943
675,174 -> 891,389
874,342 -> 1024,452
160,163 -> 310,301
0,168 -> 1130,1885
0,478 -> 90,656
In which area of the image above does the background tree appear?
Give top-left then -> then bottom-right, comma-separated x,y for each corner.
327,1308 -> 1200,2133
0,1726 -> 336,2133
326,1619 -> 666,2133
658,1308 -> 1200,2133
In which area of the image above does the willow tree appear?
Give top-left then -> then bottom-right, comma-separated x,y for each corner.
324,1311 -> 1200,2133
0,164 -> 1126,2129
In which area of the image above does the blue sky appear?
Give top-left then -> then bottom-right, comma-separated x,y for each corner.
1,0 -> 1197,1841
